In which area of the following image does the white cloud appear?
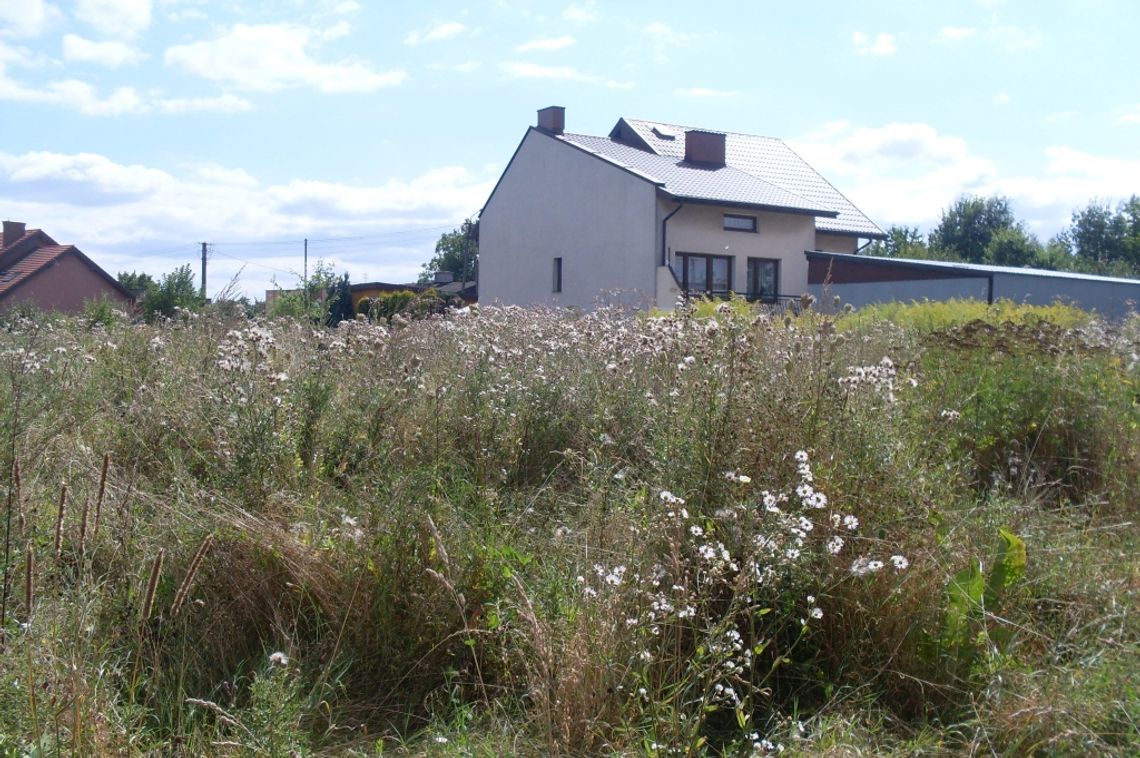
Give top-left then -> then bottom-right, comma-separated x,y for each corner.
403,21 -> 466,46
934,22 -> 1040,51
165,23 -> 406,93
516,35 -> 574,52
155,93 -> 251,114
562,2 -> 597,23
0,150 -> 171,201
62,34 -> 146,68
0,39 -> 52,69
792,120 -> 1139,240
0,0 -> 62,38
936,26 -> 976,42
675,87 -> 739,98
0,47 -> 250,115
993,91 -> 1009,107
167,7 -> 207,23
792,121 -> 996,229
852,31 -> 897,56
644,21 -> 692,63
0,149 -> 495,297
988,25 -> 1042,50
269,167 -> 490,217
1113,104 -> 1140,125
75,0 -> 152,39
499,61 -> 632,89
429,60 -> 481,74
997,146 -> 1140,233
319,20 -> 353,42
0,70 -> 147,115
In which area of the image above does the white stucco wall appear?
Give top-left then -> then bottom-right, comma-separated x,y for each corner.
480,130 -> 660,309
814,233 -> 859,254
663,201 -> 817,298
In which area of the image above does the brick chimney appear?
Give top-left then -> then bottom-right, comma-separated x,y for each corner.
2,220 -> 26,246
684,130 -> 726,167
537,106 -> 565,135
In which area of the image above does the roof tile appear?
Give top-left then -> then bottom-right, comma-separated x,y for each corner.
0,245 -> 71,297
619,118 -> 884,238
559,133 -> 837,217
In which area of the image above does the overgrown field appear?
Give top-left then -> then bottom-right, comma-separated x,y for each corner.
0,299 -> 1137,755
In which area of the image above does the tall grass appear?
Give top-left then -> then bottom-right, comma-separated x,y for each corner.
0,301 -> 1136,755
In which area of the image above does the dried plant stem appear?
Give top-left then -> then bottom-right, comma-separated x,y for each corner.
53,483 -> 68,562
141,549 -> 164,624
170,534 -> 213,616
23,542 -> 33,621
13,460 -> 23,540
77,495 -> 90,561
92,453 -> 109,538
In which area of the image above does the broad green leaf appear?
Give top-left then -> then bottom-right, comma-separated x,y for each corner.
985,527 -> 1026,606
944,559 -> 984,647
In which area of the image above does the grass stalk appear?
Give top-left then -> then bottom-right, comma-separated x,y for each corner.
53,482 -> 67,562
170,533 -> 213,616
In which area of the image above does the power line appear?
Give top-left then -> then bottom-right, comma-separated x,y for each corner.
210,246 -> 297,276
211,223 -> 460,247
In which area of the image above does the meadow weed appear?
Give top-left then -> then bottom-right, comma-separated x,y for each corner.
0,299 -> 1134,754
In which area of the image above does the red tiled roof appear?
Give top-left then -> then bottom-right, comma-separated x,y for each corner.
1,230 -> 40,253
0,244 -> 73,297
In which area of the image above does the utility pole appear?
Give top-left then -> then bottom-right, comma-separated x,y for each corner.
303,238 -> 308,313
200,242 -> 207,301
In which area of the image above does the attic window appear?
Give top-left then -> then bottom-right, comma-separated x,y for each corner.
724,214 -> 757,233
651,127 -> 677,140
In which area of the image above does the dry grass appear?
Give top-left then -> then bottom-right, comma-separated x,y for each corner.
0,301 -> 1134,755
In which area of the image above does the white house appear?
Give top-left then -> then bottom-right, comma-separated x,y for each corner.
479,107 -> 885,310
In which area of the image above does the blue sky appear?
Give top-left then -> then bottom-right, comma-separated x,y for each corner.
1,0 -> 1137,300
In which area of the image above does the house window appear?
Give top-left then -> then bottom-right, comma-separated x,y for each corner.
553,257 -> 562,293
746,258 -> 779,303
677,253 -> 733,296
723,214 -> 757,232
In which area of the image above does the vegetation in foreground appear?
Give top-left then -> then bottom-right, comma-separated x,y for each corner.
0,298 -> 1136,756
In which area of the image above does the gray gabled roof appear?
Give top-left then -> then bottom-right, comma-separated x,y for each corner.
616,118 -> 885,239
559,132 -> 837,217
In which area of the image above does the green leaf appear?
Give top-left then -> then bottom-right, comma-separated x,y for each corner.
944,558 -> 985,647
985,527 -> 1026,606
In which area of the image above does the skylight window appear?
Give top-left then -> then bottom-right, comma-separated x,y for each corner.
651,127 -> 677,140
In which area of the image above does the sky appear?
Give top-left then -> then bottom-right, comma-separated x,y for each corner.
1,0 -> 1138,301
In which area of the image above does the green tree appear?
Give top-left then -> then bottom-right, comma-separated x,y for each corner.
419,219 -> 478,284
142,264 -> 203,321
325,273 -> 354,326
117,271 -> 157,291
267,260 -> 342,322
984,226 -> 1042,267
1065,196 -> 1140,268
929,195 -> 1018,263
866,225 -> 930,258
